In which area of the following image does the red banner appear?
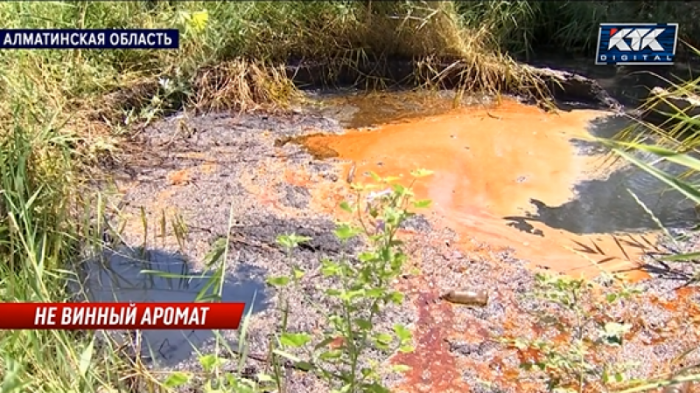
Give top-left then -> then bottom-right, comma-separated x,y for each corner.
0,303 -> 246,330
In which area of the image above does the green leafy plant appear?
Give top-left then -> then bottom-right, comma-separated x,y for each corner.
265,169 -> 433,393
508,273 -> 639,393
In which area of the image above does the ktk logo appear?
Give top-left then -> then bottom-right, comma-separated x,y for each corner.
596,23 -> 677,65
608,27 -> 666,51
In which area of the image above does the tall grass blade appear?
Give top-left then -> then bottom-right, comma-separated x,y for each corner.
78,337 -> 96,379
626,188 -> 679,249
605,142 -> 700,205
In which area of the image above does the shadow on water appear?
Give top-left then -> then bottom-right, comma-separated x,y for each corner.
81,247 -> 270,367
505,115 -> 700,235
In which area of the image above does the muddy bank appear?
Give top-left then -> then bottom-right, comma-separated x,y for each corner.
94,92 -> 700,392
286,59 -> 623,111
287,57 -> 697,113
524,54 -> 700,107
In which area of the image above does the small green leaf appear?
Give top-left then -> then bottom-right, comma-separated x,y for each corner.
293,267 -> 305,280
375,333 -> 393,345
369,171 -> 382,182
276,234 -> 312,249
280,332 -> 312,348
606,293 -> 618,303
319,349 -> 343,360
198,354 -> 222,372
294,361 -> 314,371
322,264 -> 341,277
413,199 -> 432,208
366,288 -> 384,298
325,288 -> 342,296
391,364 -> 412,373
392,183 -> 406,195
410,168 -> 433,178
355,318 -> 372,330
339,200 -> 354,213
163,372 -> 190,388
372,333 -> 393,350
358,251 -> 378,262
398,344 -> 415,353
340,289 -> 365,302
266,276 -> 290,287
393,324 -> 412,342
321,259 -> 342,277
389,291 -> 404,304
334,224 -> 361,240
225,374 -> 238,385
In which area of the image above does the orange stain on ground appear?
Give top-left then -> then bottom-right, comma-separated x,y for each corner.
301,99 -> 655,279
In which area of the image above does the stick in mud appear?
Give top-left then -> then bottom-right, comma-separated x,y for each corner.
662,382 -> 692,393
346,161 -> 357,184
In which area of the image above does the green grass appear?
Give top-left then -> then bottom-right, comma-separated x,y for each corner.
601,45 -> 700,393
0,1 -> 540,130
0,114 -> 122,392
2,1 -> 700,392
480,1 -> 700,59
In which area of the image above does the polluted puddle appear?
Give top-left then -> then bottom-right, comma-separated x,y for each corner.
291,93 -> 700,393
81,247 -> 269,366
297,96 -> 697,279
86,89 -> 700,391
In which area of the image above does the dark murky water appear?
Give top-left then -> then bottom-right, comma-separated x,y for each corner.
82,248 -> 269,366
518,115 -> 698,235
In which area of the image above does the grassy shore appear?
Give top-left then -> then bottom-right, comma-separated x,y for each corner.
1,1 -> 700,392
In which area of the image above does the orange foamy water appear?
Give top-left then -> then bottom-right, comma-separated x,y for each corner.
301,99 -> 654,279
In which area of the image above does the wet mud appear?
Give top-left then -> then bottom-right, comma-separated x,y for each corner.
94,90 -> 700,392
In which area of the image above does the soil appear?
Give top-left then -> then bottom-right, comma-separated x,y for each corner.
93,90 -> 700,393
